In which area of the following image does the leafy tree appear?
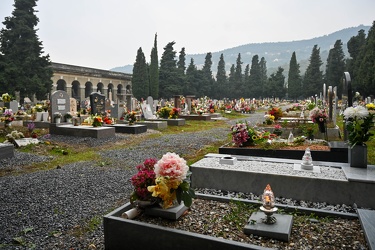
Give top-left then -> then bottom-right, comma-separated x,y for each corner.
266,67 -> 286,99
355,21 -> 375,97
132,47 -> 149,99
215,53 -> 227,99
287,51 -> 302,100
149,33 -> 159,98
159,41 -> 181,98
325,40 -> 346,98
303,45 -> 324,98
0,0 -> 52,101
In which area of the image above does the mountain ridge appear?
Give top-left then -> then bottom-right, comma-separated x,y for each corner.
111,24 -> 370,75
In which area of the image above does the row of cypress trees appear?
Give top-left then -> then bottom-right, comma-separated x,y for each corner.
133,21 -> 375,101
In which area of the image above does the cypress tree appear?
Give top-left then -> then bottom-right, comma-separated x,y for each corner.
325,40 -> 346,98
177,47 -> 186,96
234,53 -> 243,98
0,0 -> 52,101
228,64 -> 236,99
249,55 -> 261,98
149,33 -> 159,98
303,45 -> 324,98
347,29 -> 366,79
159,41 -> 180,98
355,21 -> 375,97
200,52 -> 214,96
266,67 -> 285,99
259,57 -> 268,98
216,53 -> 227,99
132,47 -> 149,99
185,58 -> 199,96
287,52 -> 302,100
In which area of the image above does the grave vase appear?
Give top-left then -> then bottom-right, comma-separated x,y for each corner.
66,118 -> 72,123
55,117 -> 61,124
36,112 -> 43,122
317,121 -> 325,133
41,112 -> 49,122
348,144 -> 367,168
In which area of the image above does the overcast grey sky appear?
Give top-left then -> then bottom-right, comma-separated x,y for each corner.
0,0 -> 374,70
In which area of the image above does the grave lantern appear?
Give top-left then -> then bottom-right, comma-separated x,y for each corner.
260,184 -> 278,224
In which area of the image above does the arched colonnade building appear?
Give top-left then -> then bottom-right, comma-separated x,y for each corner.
50,62 -> 132,104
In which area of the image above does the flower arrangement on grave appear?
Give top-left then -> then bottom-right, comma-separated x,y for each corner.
273,124 -> 282,137
103,116 -> 113,125
264,114 -> 275,125
366,103 -> 375,111
4,130 -> 24,145
343,105 -> 374,147
91,115 -> 103,127
147,152 -> 195,209
42,100 -> 50,112
157,107 -> 172,119
124,111 -> 137,124
169,107 -> 180,119
53,112 -> 62,119
64,112 -> 73,120
268,107 -> 282,120
2,93 -> 11,103
309,107 -> 327,123
195,106 -> 205,115
2,109 -> 14,124
302,124 -> 315,140
231,121 -> 271,147
33,104 -> 44,113
27,122 -> 35,133
130,158 -> 158,203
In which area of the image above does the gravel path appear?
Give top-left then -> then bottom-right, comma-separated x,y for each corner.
0,114 -> 369,249
0,126 -> 230,249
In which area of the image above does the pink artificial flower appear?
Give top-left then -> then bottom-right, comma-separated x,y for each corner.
154,152 -> 189,181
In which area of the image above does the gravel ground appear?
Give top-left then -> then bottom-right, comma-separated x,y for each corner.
0,115 -> 370,249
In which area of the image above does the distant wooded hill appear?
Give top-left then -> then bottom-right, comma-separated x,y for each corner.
111,25 -> 370,76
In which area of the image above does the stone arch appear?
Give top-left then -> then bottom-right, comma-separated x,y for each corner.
85,82 -> 93,98
71,80 -> 80,100
117,84 -> 123,95
97,82 -> 104,94
126,84 -> 132,94
57,79 -> 66,91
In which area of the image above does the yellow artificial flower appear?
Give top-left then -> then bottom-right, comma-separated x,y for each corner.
366,103 -> 375,110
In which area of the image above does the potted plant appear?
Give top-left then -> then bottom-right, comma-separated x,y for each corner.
64,112 -> 73,123
53,112 -> 62,123
343,105 -> 375,168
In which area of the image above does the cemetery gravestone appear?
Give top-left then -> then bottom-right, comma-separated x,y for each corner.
147,96 -> 154,113
9,100 -> 18,113
51,90 -> 70,122
90,92 -> 106,116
